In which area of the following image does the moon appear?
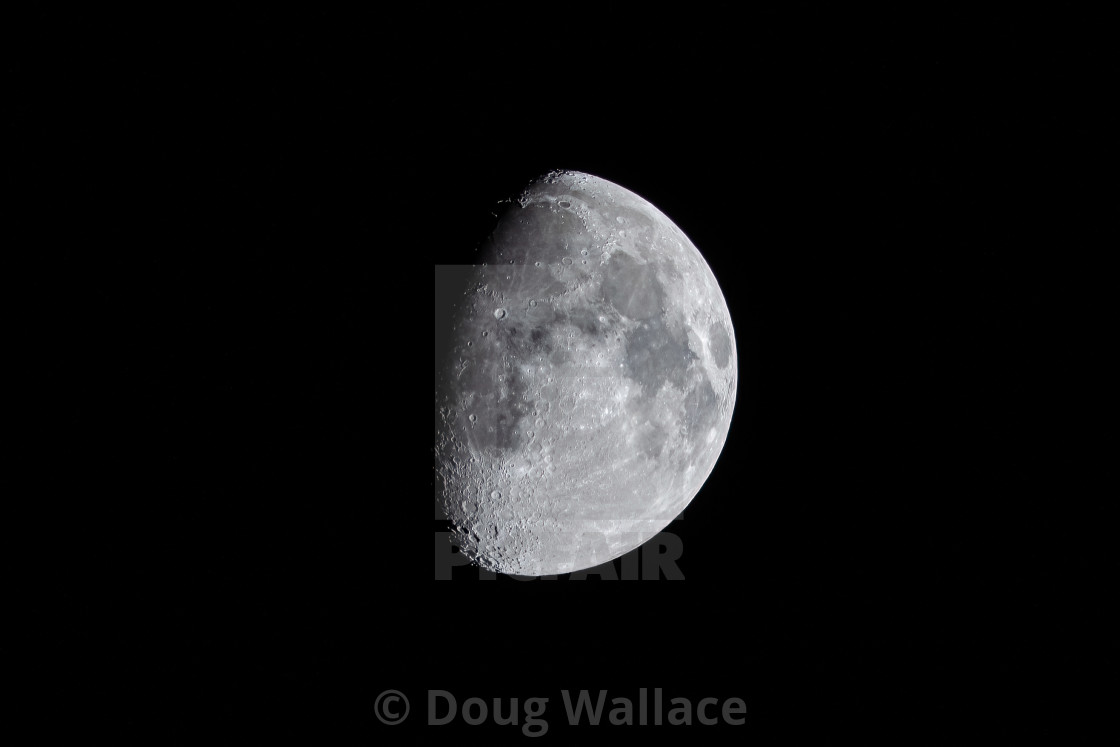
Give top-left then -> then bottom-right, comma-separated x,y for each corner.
434,170 -> 737,576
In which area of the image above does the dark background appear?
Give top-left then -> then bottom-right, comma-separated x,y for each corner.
7,8 -> 1113,744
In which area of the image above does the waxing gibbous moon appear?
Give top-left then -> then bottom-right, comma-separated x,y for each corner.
434,170 -> 737,576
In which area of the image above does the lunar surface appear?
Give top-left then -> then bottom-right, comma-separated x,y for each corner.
434,170 -> 736,576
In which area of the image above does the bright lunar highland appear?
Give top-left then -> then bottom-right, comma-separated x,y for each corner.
434,170 -> 737,576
